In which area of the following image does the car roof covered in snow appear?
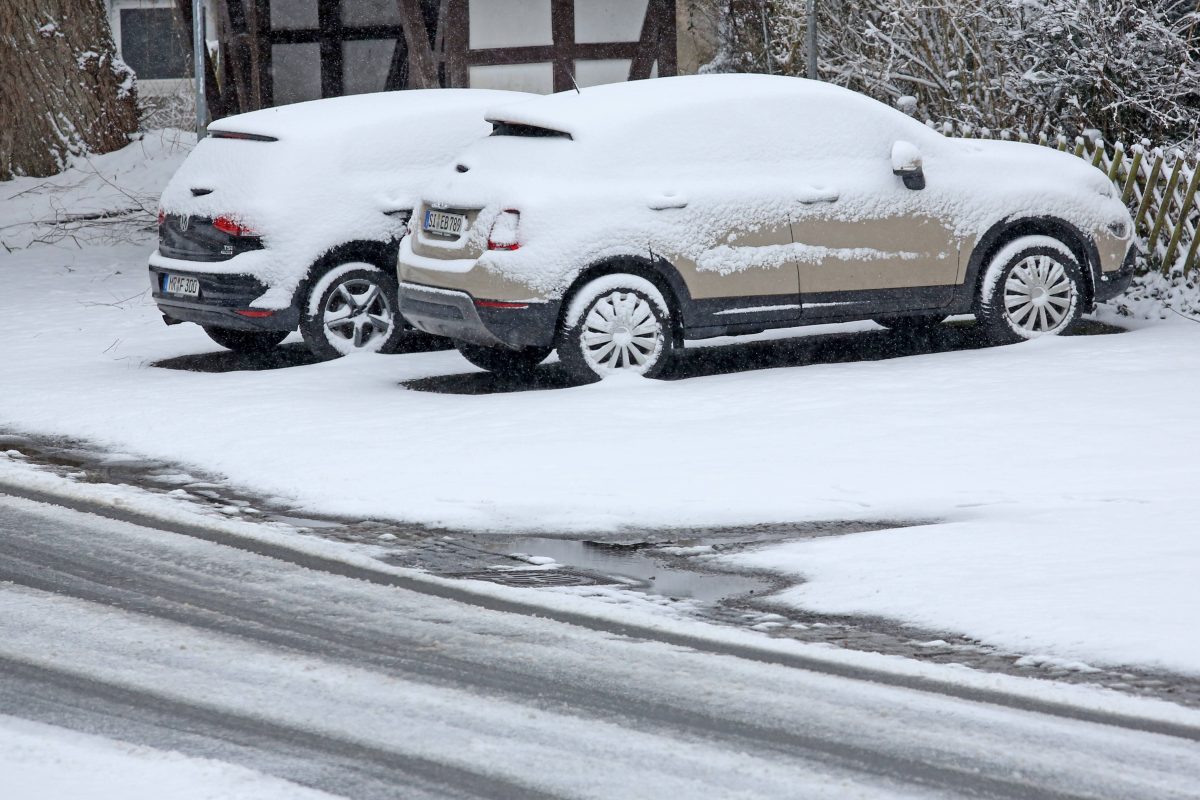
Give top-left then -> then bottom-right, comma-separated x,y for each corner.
484,74 -> 910,141
209,88 -> 530,141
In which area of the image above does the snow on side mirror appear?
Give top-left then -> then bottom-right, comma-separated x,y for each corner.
891,141 -> 926,190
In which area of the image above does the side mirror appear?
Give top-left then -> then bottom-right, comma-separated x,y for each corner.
891,140 -> 926,190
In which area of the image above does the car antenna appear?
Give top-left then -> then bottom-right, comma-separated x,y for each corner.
568,71 -> 582,94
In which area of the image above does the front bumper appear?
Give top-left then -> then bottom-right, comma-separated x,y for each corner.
1094,244 -> 1137,303
398,282 -> 558,350
149,266 -> 298,332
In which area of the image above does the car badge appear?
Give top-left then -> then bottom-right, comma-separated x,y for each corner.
180,214 -> 191,231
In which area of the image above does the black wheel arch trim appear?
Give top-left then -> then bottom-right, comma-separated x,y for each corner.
555,252 -> 695,341
960,216 -> 1102,313
290,237 -> 403,310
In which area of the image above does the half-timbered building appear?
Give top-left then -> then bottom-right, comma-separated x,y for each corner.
180,0 -> 690,118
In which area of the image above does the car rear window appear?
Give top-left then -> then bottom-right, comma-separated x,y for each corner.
490,121 -> 572,140
209,130 -> 278,142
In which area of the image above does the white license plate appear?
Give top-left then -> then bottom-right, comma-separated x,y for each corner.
423,209 -> 466,236
164,274 -> 200,297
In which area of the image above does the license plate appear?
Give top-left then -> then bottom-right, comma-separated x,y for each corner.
163,274 -> 200,297
423,209 -> 466,236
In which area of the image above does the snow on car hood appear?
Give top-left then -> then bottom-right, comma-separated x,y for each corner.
414,77 -> 1130,297
156,89 -> 529,308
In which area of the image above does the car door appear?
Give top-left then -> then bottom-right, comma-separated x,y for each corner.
666,188 -> 802,331
788,155 -> 961,321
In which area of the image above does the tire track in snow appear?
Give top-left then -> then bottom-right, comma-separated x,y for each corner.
0,656 -> 554,800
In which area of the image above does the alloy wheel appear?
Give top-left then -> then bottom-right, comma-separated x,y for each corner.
323,278 -> 394,349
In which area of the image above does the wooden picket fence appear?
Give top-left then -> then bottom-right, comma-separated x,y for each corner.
930,122 -> 1199,276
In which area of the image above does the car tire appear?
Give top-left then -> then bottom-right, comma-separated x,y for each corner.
203,326 -> 289,353
873,314 -> 948,332
977,236 -> 1085,344
557,274 -> 675,383
455,341 -> 551,375
300,263 -> 407,359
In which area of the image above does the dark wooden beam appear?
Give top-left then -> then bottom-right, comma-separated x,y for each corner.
397,0 -> 439,88
630,0 -> 677,80
550,0 -> 574,92
317,0 -> 343,98
445,0 -> 469,87
216,0 -> 251,113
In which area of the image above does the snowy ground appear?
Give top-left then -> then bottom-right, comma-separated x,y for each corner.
1,715 -> 336,800
2,134 -> 1198,681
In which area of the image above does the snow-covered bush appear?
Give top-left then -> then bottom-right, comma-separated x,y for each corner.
709,1 -> 1200,147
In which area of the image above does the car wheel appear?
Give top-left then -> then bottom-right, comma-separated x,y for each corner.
978,237 -> 1085,344
873,314 -> 948,332
300,263 -> 406,359
455,341 -> 551,375
557,274 -> 675,382
203,326 -> 289,353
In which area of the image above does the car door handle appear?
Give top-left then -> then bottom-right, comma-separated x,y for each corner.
648,191 -> 688,210
798,192 -> 839,205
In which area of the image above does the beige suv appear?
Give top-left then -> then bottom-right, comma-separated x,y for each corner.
398,74 -> 1135,381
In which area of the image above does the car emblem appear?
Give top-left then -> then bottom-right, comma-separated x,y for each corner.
180,214 -> 191,231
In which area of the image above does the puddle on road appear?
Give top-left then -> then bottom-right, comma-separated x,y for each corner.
501,537 -> 772,603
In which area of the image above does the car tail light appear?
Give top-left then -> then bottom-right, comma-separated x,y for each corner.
157,208 -> 165,226
487,210 -> 521,251
213,215 -> 259,237
475,299 -> 529,309
234,309 -> 274,318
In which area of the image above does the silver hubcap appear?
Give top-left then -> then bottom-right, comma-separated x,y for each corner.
1003,255 -> 1075,334
581,291 -> 664,374
323,278 -> 393,349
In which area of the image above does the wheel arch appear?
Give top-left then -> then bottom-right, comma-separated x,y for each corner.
555,254 -> 692,341
291,238 -> 399,309
964,216 -> 1101,311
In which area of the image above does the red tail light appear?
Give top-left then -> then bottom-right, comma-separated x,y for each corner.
157,208 -> 165,226
487,210 -> 521,251
234,309 -> 274,318
213,215 -> 259,237
475,300 -> 529,309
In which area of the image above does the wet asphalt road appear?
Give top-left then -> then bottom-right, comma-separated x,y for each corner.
2,492 -> 1199,799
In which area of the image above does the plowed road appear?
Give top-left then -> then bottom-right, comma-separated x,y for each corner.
1,492 -> 1197,799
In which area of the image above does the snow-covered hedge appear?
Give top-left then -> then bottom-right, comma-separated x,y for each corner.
709,1 -> 1200,149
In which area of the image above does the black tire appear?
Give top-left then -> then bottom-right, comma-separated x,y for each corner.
556,274 -> 676,383
977,237 -> 1085,345
203,326 -> 289,353
455,341 -> 551,375
300,264 -> 407,360
873,314 -> 948,332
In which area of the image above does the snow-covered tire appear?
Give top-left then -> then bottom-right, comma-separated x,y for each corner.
300,263 -> 406,360
203,326 -> 288,353
977,236 -> 1085,345
455,341 -> 551,375
557,274 -> 675,382
873,314 -> 947,332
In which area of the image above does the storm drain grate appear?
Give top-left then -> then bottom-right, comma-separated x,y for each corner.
442,569 -> 616,588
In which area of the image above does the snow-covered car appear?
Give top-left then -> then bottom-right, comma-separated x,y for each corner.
150,89 -> 526,358
397,74 -> 1136,381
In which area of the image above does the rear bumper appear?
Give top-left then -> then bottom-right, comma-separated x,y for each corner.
398,282 -> 558,349
149,266 -> 298,332
1094,245 -> 1137,304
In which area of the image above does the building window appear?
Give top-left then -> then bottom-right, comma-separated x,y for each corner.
118,7 -> 191,80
